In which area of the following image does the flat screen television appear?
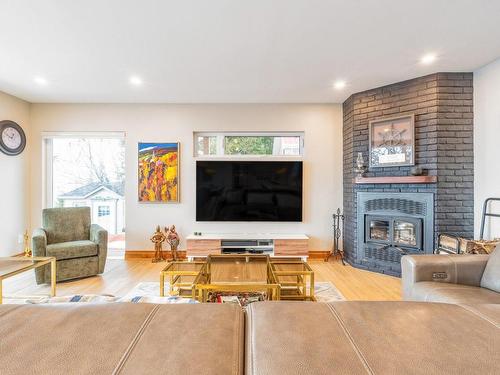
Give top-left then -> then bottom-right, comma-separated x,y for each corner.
196,161 -> 303,222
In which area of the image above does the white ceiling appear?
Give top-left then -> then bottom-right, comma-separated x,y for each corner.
1,0 -> 500,103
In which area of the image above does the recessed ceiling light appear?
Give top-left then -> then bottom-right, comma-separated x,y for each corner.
129,76 -> 143,86
34,76 -> 48,85
420,53 -> 437,65
333,80 -> 346,90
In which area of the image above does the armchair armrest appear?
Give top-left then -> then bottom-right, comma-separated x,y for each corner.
401,254 -> 489,300
32,228 -> 47,257
32,228 -> 47,284
90,224 -> 108,273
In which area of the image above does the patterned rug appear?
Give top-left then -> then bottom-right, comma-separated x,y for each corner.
3,281 -> 344,304
124,281 -> 345,303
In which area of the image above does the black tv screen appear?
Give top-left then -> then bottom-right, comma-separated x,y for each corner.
196,161 -> 303,222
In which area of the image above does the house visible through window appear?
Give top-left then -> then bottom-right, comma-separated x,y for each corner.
98,206 -> 111,217
194,132 -> 304,157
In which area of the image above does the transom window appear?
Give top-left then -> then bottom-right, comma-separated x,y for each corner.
194,132 -> 304,157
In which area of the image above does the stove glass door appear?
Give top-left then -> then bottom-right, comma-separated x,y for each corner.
369,219 -> 390,242
394,220 -> 417,247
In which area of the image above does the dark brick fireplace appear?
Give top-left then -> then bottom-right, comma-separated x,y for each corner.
343,73 -> 474,276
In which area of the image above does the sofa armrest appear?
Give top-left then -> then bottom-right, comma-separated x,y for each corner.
401,254 -> 490,300
90,224 -> 108,273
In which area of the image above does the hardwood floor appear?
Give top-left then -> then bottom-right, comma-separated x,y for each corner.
2,258 -> 402,301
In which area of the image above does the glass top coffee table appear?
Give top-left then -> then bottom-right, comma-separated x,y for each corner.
0,257 -> 56,304
193,254 -> 281,303
159,254 -> 315,304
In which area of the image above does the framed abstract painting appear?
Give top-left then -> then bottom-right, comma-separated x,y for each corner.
138,142 -> 180,203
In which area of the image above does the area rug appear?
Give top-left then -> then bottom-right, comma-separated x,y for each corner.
125,281 -> 345,303
2,286 -> 197,305
314,281 -> 345,302
1,294 -> 119,304
3,281 -> 344,304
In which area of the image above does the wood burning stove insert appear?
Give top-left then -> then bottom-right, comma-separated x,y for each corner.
357,192 -> 434,274
365,215 -> 422,251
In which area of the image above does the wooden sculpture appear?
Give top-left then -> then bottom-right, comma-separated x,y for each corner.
165,225 -> 180,261
151,225 -> 166,263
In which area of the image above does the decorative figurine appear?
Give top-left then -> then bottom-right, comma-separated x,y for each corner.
354,152 -> 366,177
410,166 -> 423,176
150,225 -> 166,263
23,230 -> 32,257
165,225 -> 181,261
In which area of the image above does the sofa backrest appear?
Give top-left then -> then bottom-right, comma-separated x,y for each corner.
42,207 -> 91,244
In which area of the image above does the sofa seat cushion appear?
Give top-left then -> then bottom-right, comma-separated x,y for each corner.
246,301 -> 500,375
412,281 -> 500,304
46,240 -> 98,260
0,303 -> 244,375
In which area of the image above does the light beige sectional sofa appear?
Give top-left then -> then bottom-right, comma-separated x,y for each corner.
1,301 -> 498,374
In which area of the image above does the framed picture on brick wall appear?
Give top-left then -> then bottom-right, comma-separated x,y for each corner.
369,114 -> 415,168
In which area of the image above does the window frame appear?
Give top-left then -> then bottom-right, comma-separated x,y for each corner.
193,131 -> 304,158
42,131 -> 126,209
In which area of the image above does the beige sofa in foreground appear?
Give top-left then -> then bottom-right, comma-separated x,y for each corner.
1,301 -> 499,375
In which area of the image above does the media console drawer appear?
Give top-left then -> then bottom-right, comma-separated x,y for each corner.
186,239 -> 222,256
273,239 -> 308,256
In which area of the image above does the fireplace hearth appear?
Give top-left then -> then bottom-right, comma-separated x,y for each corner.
357,192 -> 434,275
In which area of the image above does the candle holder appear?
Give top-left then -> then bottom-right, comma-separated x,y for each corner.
354,152 -> 366,177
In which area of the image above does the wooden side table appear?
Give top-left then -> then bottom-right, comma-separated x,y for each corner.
270,257 -> 315,301
160,261 -> 204,298
0,256 -> 56,304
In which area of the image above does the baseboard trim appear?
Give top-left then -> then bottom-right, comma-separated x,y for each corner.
308,250 -> 332,261
125,250 -> 187,260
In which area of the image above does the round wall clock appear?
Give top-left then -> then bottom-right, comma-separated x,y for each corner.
0,120 -> 26,156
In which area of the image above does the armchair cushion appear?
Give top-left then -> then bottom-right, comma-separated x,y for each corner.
42,207 -> 91,244
46,240 -> 98,261
481,245 -> 500,292
411,281 -> 500,304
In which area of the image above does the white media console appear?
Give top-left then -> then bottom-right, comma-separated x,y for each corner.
186,233 -> 309,260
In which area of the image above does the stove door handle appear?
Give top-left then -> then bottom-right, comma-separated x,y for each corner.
393,246 -> 408,256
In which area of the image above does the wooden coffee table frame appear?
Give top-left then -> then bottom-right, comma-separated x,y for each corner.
0,256 -> 56,304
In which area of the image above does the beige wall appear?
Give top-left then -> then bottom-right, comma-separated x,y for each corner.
29,104 -> 343,251
474,58 -> 500,239
0,91 -> 30,256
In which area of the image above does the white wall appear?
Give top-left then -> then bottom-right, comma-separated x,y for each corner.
0,91 -> 30,256
29,104 -> 342,251
474,58 -> 500,239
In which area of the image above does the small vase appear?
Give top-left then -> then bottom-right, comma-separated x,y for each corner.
354,152 -> 366,177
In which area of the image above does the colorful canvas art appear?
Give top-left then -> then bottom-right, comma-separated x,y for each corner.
138,142 -> 179,203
